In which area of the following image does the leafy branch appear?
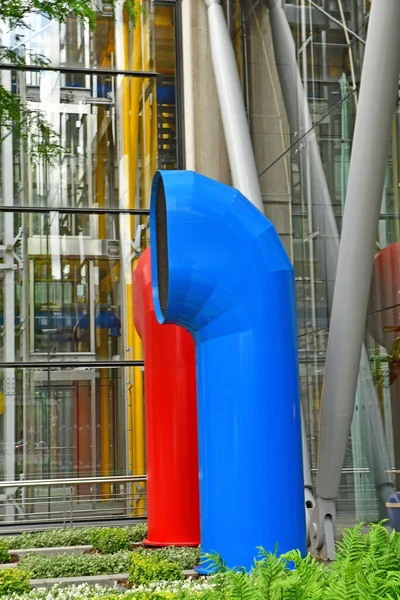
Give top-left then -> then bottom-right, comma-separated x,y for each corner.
0,85 -> 63,165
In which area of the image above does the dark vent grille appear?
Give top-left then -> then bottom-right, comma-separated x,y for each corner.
155,179 -> 169,318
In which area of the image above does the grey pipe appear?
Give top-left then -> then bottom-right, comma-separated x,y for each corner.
265,0 -> 393,520
204,0 -> 264,212
316,0 -> 400,545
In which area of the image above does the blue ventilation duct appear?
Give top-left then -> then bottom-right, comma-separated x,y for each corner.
150,170 -> 306,571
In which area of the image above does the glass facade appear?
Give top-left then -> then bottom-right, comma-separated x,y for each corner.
1,0 -> 399,535
0,0 -> 180,523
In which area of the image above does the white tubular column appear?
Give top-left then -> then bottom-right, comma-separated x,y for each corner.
313,0 -> 400,557
204,0 -> 263,211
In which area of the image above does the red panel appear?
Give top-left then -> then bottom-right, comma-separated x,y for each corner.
368,242 -> 400,350
133,248 -> 200,546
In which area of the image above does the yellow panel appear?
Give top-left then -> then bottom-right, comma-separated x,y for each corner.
155,6 -> 173,28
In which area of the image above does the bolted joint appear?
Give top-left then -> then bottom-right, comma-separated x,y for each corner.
310,497 -> 336,560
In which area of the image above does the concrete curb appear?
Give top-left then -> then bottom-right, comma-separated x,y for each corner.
30,574 -> 128,589
9,546 -> 93,558
29,570 -> 198,589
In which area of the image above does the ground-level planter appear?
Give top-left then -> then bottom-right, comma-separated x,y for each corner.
30,569 -> 197,589
0,545 -> 93,569
9,545 -> 92,558
30,574 -> 129,589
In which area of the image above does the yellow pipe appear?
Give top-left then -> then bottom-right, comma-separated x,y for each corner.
131,6 -> 146,516
131,263 -> 145,516
121,4 -> 146,515
121,8 -> 136,484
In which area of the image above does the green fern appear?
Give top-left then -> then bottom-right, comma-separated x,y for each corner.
252,547 -> 288,600
201,552 -> 229,574
193,524 -> 400,600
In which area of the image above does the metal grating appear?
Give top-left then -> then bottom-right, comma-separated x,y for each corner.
155,179 -> 169,318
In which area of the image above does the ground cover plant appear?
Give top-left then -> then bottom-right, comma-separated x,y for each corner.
2,524 -> 147,552
4,578 -> 216,600
129,552 -> 183,585
17,551 -> 132,579
0,569 -> 30,597
0,539 -> 10,564
134,547 -> 201,571
3,522 -> 400,599
14,546 -> 199,579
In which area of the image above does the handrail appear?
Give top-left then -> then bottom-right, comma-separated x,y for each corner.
0,476 -> 146,489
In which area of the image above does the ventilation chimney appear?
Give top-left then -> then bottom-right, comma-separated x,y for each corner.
150,170 -> 306,570
133,248 -> 200,546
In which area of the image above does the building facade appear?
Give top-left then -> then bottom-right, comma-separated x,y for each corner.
0,0 -> 397,532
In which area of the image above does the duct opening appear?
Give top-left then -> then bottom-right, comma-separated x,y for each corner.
155,178 -> 169,318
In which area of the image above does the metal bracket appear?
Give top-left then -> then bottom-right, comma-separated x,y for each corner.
0,226 -> 24,269
129,222 -> 148,262
4,377 -> 16,395
304,486 -> 316,546
310,497 -> 336,560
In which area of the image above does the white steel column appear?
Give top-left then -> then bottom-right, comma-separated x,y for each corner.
181,0 -> 229,182
204,0 -> 262,210
1,26 -> 16,518
313,0 -> 400,556
265,0 -> 394,546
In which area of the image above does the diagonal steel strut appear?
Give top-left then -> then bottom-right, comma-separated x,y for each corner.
264,0 -> 396,558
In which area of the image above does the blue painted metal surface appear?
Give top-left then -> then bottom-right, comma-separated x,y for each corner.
149,170 -> 306,571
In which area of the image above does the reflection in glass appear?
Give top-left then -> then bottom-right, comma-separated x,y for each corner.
0,0 -> 177,523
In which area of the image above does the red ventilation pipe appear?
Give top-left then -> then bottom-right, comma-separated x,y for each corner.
133,247 -> 200,546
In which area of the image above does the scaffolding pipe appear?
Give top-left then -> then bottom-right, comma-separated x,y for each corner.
204,0 -> 263,211
265,0 -> 393,532
314,0 -> 400,554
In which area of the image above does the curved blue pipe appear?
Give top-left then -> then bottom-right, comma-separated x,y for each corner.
149,170 -> 306,570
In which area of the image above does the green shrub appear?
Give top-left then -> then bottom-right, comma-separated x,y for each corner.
129,552 -> 183,585
18,551 -> 131,579
124,523 -> 148,544
0,569 -> 30,596
92,528 -> 132,554
4,524 -> 147,551
135,546 -> 200,569
0,539 -> 10,564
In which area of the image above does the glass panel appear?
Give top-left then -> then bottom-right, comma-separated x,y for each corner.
0,365 -> 144,522
0,0 -> 178,527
